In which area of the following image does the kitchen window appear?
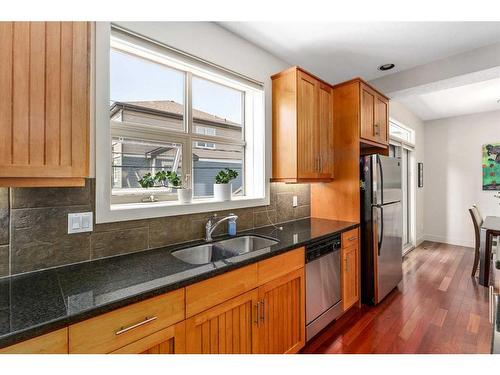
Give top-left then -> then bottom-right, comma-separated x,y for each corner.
95,24 -> 266,223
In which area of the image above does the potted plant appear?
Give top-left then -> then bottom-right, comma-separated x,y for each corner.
175,173 -> 192,204
138,172 -> 159,202
138,170 -> 192,203
214,168 -> 238,201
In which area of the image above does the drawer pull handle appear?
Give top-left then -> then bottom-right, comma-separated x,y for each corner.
348,236 -> 357,241
115,316 -> 158,336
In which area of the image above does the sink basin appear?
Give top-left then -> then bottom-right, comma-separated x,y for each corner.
217,235 -> 278,254
171,244 -> 238,265
171,236 -> 279,265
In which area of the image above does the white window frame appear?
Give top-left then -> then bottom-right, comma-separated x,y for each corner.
95,23 -> 268,223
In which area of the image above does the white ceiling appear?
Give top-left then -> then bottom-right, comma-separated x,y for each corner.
218,22 -> 500,84
397,77 -> 500,121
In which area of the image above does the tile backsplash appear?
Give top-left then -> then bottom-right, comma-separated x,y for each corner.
0,180 -> 310,277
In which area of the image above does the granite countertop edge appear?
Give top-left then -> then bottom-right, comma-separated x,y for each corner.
0,218 -> 359,349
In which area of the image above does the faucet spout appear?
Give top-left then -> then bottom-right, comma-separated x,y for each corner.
205,214 -> 238,242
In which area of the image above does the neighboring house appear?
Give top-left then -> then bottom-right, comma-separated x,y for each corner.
110,100 -> 243,197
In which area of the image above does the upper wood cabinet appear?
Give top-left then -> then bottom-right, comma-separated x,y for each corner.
0,22 -> 90,187
359,81 -> 389,147
272,66 -> 334,183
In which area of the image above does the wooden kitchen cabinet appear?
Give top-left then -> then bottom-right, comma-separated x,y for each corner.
272,66 -> 334,182
258,268 -> 305,354
0,22 -> 90,187
360,81 -> 389,147
0,328 -> 68,354
110,322 -> 185,354
69,289 -> 185,354
185,289 -> 259,354
342,228 -> 360,311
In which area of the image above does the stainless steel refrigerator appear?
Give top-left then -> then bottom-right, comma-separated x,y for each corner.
360,155 -> 403,305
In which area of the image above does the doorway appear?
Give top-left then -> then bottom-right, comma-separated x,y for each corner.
389,120 -> 416,255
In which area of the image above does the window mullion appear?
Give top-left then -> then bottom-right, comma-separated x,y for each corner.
185,71 -> 193,189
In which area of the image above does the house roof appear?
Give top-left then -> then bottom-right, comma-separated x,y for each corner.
110,100 -> 242,128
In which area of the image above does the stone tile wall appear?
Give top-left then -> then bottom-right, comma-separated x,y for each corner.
0,180 -> 310,277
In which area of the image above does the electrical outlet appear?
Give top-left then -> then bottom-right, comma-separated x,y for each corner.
68,212 -> 93,234
292,195 -> 298,207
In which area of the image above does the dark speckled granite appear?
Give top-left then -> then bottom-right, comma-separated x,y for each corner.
0,217 -> 357,349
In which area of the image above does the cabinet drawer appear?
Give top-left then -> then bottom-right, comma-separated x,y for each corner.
258,247 -> 305,285
342,228 -> 359,248
69,289 -> 185,353
0,328 -> 68,354
186,263 -> 258,318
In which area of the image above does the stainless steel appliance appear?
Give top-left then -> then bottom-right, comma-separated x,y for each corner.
305,234 -> 342,341
360,154 -> 403,305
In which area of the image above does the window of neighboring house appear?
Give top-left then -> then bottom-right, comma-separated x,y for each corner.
194,126 -> 216,149
97,24 -> 266,220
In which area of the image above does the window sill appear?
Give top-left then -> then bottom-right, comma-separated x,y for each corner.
96,195 -> 269,223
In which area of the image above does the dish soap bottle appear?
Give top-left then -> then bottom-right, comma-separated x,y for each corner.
228,214 -> 237,236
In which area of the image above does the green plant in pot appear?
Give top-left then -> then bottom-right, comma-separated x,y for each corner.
138,170 -> 191,203
214,168 -> 238,201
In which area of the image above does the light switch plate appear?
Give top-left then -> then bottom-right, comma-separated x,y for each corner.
292,196 -> 298,207
68,212 -> 93,234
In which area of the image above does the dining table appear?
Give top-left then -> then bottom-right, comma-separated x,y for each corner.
479,216 -> 500,286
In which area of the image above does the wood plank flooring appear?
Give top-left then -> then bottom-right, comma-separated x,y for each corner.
302,241 -> 492,354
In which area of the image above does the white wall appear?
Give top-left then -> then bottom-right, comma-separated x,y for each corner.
389,101 -> 426,245
424,110 -> 500,247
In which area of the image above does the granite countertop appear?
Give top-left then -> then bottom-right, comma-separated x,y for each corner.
0,217 -> 358,348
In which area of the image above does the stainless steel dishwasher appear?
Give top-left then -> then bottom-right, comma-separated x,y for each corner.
305,234 -> 342,341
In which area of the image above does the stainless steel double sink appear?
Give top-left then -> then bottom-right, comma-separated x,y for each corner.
171,235 -> 278,265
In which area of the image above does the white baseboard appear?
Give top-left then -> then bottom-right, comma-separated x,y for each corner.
423,234 -> 474,248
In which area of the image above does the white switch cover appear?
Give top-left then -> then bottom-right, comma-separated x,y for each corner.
68,212 -> 93,234
292,196 -> 298,207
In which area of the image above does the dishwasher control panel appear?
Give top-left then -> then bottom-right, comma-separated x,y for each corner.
305,234 -> 341,263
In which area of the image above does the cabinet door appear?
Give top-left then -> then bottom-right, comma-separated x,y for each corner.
360,84 -> 376,142
258,268 -> 305,354
0,22 -> 89,187
342,245 -> 359,311
297,71 -> 319,179
185,289 -> 259,354
374,94 -> 389,144
318,82 -> 334,178
110,322 -> 185,354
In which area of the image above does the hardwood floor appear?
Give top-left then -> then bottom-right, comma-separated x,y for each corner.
302,241 -> 493,354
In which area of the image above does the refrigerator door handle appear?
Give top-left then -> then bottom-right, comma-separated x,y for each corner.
377,155 -> 384,205
374,205 -> 384,256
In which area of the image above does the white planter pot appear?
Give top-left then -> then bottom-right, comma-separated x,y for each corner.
214,183 -> 232,201
178,188 -> 193,203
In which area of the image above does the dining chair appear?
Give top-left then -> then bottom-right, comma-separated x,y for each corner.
473,204 -> 498,249
469,206 -> 483,277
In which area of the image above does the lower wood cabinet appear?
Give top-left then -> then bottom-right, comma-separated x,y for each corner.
258,268 -> 305,354
342,245 -> 359,311
185,289 -> 259,354
110,322 -> 185,354
0,328 -> 68,354
341,228 -> 360,311
184,267 -> 305,354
